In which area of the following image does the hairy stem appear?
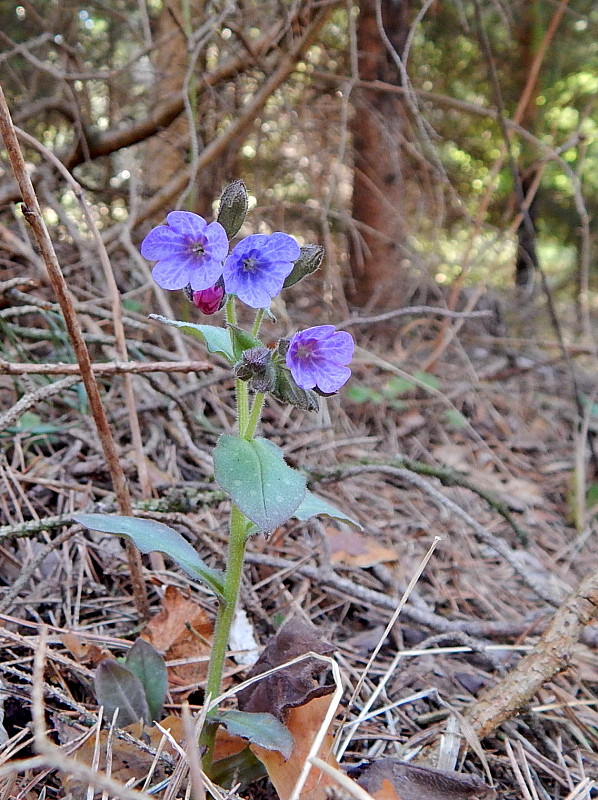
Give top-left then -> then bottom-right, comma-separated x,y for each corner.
201,503 -> 250,770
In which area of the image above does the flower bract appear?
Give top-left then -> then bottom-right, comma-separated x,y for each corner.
141,211 -> 228,291
222,233 -> 300,308
285,325 -> 354,394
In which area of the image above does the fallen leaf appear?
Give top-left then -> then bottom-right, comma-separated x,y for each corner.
236,619 -> 339,800
396,409 -> 426,437
55,718 -> 168,799
236,618 -> 335,721
61,632 -> 109,666
349,759 -> 496,800
142,585 -> 213,695
251,696 -> 338,800
327,529 -> 397,568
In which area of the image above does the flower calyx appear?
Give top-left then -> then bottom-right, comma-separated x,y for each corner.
217,180 -> 249,239
283,244 -> 325,289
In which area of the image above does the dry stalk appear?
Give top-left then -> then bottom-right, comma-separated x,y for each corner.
0,83 -> 149,619
0,359 -> 210,376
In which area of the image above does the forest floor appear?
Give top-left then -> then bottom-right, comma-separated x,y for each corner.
1,273 -> 597,800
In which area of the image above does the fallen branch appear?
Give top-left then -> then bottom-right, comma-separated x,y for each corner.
0,358 -> 210,376
463,565 -> 598,740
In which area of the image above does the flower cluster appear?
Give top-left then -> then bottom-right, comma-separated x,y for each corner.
140,186 -> 354,400
141,211 -> 299,310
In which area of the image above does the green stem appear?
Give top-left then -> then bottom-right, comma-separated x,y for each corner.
236,378 -> 249,434
225,295 -> 237,326
201,503 -> 249,769
245,392 -> 265,440
251,308 -> 265,337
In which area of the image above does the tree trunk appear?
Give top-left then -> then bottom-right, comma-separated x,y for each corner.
513,0 -> 540,291
349,0 -> 410,308
142,0 -> 238,222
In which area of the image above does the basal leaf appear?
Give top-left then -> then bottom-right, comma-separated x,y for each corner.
73,514 -> 224,598
125,639 -> 167,722
149,315 -> 234,362
215,710 -> 294,760
213,436 -> 305,533
293,491 -> 362,529
95,660 -> 150,727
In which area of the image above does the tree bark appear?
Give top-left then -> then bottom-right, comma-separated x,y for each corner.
349,0 -> 410,308
513,0 -> 540,290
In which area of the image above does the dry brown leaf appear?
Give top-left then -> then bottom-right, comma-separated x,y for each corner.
251,696 -> 338,800
61,632 -> 110,667
237,618 -> 335,720
235,619 -> 338,800
432,444 -> 473,473
327,528 -> 397,568
55,719 -> 167,799
142,585 -> 213,695
395,409 -> 426,437
350,759 -> 496,800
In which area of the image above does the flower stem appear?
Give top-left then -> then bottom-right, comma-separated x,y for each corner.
201,503 -> 250,770
236,378 -> 249,434
245,392 -> 265,440
225,294 -> 237,326
251,308 -> 265,337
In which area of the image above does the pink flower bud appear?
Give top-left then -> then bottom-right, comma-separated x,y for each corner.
191,284 -> 225,315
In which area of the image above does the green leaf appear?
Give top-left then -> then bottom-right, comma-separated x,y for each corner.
215,710 -> 294,759
213,436 -> 306,533
125,639 -> 167,722
95,660 -> 150,727
149,315 -> 234,362
292,490 -> 362,529
73,514 -> 225,598
227,324 -> 263,361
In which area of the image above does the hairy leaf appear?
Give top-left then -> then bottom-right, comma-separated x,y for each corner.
216,710 -> 293,760
293,491 -> 362,529
214,436 -> 305,533
74,514 -> 224,598
149,315 -> 234,362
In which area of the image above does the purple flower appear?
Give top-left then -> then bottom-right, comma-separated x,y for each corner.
222,232 -> 300,308
191,283 -> 225,314
140,211 -> 228,291
286,325 -> 354,394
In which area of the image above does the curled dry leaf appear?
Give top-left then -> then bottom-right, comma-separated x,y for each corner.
141,585 -> 213,696
252,695 -> 338,800
237,618 -> 335,720
349,759 -> 496,800
237,619 -> 339,800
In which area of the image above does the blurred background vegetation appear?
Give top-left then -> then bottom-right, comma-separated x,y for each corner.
1,0 -> 597,320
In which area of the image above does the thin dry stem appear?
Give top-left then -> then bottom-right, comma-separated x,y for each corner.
0,83 -> 149,619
